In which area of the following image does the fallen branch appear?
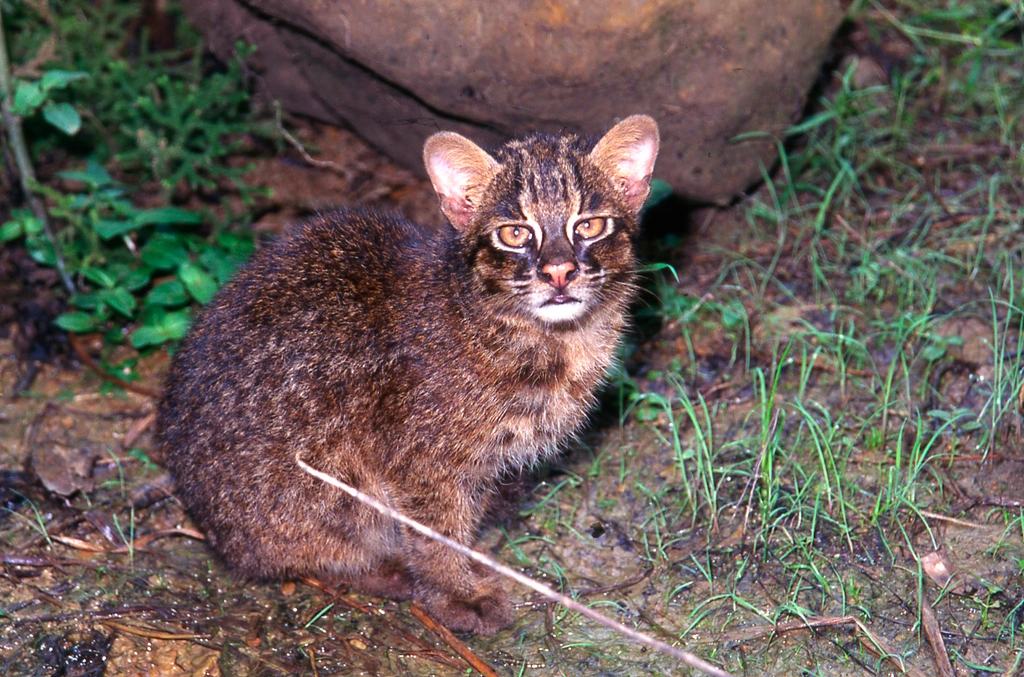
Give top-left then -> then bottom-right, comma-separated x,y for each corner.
100,620 -> 205,642
297,454 -> 737,677
920,594 -> 954,677
410,602 -> 500,677
69,333 -> 163,399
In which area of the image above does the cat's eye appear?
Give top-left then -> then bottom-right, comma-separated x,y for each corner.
575,217 -> 609,240
496,225 -> 533,248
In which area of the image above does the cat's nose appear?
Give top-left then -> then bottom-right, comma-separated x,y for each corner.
541,261 -> 577,290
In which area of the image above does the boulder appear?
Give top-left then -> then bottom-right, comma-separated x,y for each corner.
181,0 -> 844,204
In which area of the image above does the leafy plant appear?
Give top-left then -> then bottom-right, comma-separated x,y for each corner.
1,1 -> 260,349
4,159 -> 253,347
95,43 -> 259,199
5,68 -> 88,135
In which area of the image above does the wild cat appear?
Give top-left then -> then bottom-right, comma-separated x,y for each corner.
157,115 -> 659,633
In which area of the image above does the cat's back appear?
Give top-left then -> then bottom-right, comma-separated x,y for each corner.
237,210 -> 449,325
185,210 -> 457,356
159,210 -> 465,444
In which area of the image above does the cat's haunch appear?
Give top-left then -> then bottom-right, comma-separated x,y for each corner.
157,115 -> 659,635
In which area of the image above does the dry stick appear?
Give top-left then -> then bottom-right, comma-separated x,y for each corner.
99,620 -> 204,642
296,455 -> 737,677
69,333 -> 163,399
0,8 -> 75,294
273,101 -> 351,175
308,645 -> 321,677
919,595 -> 955,677
409,602 -> 500,677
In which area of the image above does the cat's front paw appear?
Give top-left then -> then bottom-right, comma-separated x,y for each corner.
418,576 -> 513,635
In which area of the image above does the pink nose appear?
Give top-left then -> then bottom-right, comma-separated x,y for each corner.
541,261 -> 577,290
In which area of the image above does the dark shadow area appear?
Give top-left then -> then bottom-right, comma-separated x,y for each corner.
631,192 -> 702,348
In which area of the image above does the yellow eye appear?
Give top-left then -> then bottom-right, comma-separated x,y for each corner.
575,217 -> 609,240
497,225 -> 533,248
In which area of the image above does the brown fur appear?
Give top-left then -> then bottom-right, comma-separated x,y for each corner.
157,116 -> 659,634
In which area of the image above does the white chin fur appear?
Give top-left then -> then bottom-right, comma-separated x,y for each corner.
533,301 -> 586,324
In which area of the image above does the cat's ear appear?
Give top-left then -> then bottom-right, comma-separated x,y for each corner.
590,115 -> 660,213
423,132 -> 499,230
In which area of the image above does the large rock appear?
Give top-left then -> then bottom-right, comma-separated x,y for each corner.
182,0 -> 844,204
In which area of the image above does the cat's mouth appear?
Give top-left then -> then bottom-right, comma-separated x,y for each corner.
534,294 -> 586,323
546,294 -> 579,305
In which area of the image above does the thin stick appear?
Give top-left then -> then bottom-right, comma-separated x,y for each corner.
69,333 -> 163,398
0,8 -> 75,294
274,101 -> 350,175
297,455 -> 736,677
99,620 -> 204,642
410,602 -> 500,677
919,595 -> 954,677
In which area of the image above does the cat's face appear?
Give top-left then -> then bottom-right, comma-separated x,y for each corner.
425,116 -> 659,327
469,135 -> 638,325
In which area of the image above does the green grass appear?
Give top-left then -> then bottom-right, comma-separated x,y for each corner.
513,0 -> 1024,673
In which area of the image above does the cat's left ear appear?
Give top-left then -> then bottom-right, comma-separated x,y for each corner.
424,132 -> 500,230
590,115 -> 660,213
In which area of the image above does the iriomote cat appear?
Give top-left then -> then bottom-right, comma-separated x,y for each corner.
157,115 -> 659,634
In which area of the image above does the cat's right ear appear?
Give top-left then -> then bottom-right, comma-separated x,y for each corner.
423,132 -> 499,230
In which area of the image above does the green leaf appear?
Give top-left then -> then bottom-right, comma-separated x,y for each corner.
162,310 -> 192,339
130,326 -> 166,348
147,280 -> 190,307
123,267 -> 154,292
105,287 -> 138,318
217,231 -> 256,258
131,309 -> 191,348
133,207 -> 202,227
198,248 -> 236,285
12,81 -> 44,115
179,262 -> 219,304
83,267 -> 116,289
920,343 -> 948,362
57,160 -> 114,188
42,102 -> 82,135
55,312 -> 100,333
22,215 -> 44,235
637,261 -> 679,281
140,233 -> 190,269
93,219 -> 136,240
26,235 -> 56,266
40,70 -> 89,91
70,291 -> 104,310
0,221 -> 23,241
720,302 -> 747,330
633,401 -> 661,422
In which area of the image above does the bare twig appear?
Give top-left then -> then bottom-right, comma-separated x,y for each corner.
307,644 -> 321,677
274,101 -> 351,176
920,594 -> 954,677
69,333 -> 163,398
99,620 -> 205,641
297,454 -> 737,677
410,602 -> 500,677
121,411 -> 158,450
0,8 -> 75,294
